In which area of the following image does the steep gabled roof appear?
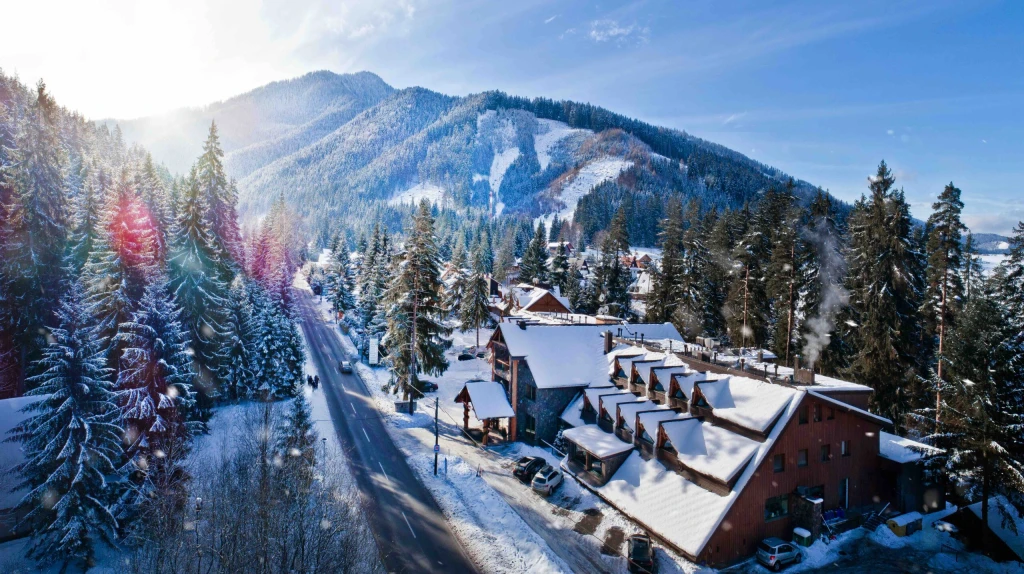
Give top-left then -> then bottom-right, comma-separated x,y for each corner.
661,419 -> 760,483
697,376 -> 797,433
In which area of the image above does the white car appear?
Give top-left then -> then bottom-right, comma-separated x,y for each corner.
531,465 -> 563,495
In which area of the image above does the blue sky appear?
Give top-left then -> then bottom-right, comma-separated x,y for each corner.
4,0 -> 1021,233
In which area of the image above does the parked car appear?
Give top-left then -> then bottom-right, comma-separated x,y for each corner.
530,465 -> 563,495
513,456 -> 545,482
457,352 -> 475,361
420,381 -> 439,392
756,538 -> 803,571
626,534 -> 656,573
339,360 -> 353,374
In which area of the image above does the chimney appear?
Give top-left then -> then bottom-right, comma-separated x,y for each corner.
794,355 -> 801,371
604,330 -> 613,354
757,350 -> 764,363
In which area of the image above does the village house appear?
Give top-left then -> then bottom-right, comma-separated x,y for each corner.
490,330 -> 941,568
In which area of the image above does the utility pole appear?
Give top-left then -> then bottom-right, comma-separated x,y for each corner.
433,397 -> 440,476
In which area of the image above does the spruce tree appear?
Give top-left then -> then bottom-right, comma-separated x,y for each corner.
606,207 -> 631,257
799,189 -> 850,374
196,122 -> 243,274
460,249 -> 493,350
549,242 -> 570,294
677,202 -> 713,337
275,389 -> 318,494
250,285 -> 305,400
1003,220 -> 1024,320
765,204 -> 804,364
0,99 -> 29,397
724,205 -> 767,348
961,232 -> 985,304
221,276 -> 257,401
918,286 -> 1024,549
519,222 -> 549,284
7,281 -> 121,570
647,198 -> 683,324
168,169 -> 228,407
383,200 -> 452,403
69,169 -> 105,275
922,182 -> 966,421
549,215 -> 561,242
846,161 -> 923,429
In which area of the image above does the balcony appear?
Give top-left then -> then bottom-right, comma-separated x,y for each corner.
494,360 -> 511,381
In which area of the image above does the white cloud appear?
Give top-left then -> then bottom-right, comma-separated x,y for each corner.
544,15 -> 557,24
887,129 -> 894,135
589,19 -> 649,45
982,139 -> 987,143
723,112 -> 746,125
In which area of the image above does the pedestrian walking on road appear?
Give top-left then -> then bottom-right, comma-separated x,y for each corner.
314,375 -> 320,388
307,375 -> 313,387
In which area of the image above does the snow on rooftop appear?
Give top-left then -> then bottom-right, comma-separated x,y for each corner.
968,496 -> 1024,561
648,365 -> 689,389
560,393 -> 586,428
888,511 -> 923,527
587,390 -> 804,558
662,419 -> 760,483
807,390 -> 892,427
0,395 -> 45,508
585,388 -> 631,411
879,431 -> 942,463
697,377 -> 798,433
599,392 -> 644,413
637,409 -> 689,435
463,381 -> 515,420
617,400 -> 658,432
499,324 -> 680,389
671,371 -> 719,401
562,424 -> 634,458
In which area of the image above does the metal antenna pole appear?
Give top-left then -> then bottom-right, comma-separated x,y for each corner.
434,397 -> 440,475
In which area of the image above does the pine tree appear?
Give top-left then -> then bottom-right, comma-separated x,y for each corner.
136,155 -> 173,263
922,182 -> 966,422
275,389 -> 318,494
765,202 -> 804,365
6,281 -> 121,571
549,214 -> 561,242
549,242 -> 570,294
606,207 -> 631,257
383,201 -> 452,403
69,168 -> 105,275
918,285 -> 1024,550
460,249 -> 493,350
220,276 -> 257,401
1003,220 -> 1024,320
168,169 -> 228,407
846,161 -> 923,430
724,205 -> 767,348
250,285 -> 305,400
196,122 -> 243,274
961,232 -> 985,304
0,98 -> 30,397
647,198 -> 683,323
84,170 -> 159,366
520,221 -> 549,284
492,232 -> 515,284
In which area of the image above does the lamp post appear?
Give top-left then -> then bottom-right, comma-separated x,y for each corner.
434,397 -> 440,476
195,496 -> 203,574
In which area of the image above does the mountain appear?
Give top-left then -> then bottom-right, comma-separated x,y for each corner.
109,70 -> 835,245
971,233 -> 1011,254
103,71 -> 394,176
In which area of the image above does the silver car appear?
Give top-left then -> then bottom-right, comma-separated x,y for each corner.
756,537 -> 803,571
530,465 -> 563,495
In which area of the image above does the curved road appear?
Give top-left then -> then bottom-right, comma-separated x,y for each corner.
296,293 -> 478,574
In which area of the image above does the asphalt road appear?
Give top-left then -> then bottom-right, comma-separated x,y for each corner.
296,293 -> 478,574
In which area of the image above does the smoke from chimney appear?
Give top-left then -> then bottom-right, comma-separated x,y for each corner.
801,215 -> 849,369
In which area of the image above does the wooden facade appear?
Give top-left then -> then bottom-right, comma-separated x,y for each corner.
521,291 -> 571,314
697,392 -> 885,566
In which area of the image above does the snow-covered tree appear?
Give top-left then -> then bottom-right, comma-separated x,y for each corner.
196,122 -> 243,274
220,275 -> 258,401
275,389 -> 318,493
383,200 -> 452,402
460,249 -> 492,350
549,242 -> 570,295
250,285 -> 304,400
7,281 -> 121,570
519,221 -> 548,284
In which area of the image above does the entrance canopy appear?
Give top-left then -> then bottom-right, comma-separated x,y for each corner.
455,381 -> 515,420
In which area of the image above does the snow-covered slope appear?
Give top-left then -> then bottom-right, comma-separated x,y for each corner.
388,182 -> 448,207
538,157 -> 634,228
534,119 -> 584,171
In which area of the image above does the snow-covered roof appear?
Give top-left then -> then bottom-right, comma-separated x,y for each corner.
562,425 -> 634,458
617,401 -> 658,432
879,431 -> 942,463
636,357 -> 684,386
637,409 -> 689,434
887,511 -> 923,527
807,390 -> 892,427
615,353 -> 658,378
671,371 -> 718,401
582,390 -> 804,558
498,324 -> 679,389
661,419 -> 760,483
697,377 -> 798,433
585,388 -> 631,411
599,392 -> 644,414
0,395 -> 45,508
463,381 -> 515,420
618,323 -> 683,342
560,393 -> 586,428
968,496 -> 1024,561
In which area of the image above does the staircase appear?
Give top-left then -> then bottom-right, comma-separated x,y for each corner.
861,503 -> 890,532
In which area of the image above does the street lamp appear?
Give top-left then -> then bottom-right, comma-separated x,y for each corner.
195,496 -> 203,574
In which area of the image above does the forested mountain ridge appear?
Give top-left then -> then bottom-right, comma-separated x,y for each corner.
104,70 -> 394,176
110,70 -> 838,245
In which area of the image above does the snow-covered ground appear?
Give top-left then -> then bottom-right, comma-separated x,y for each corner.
534,119 -> 584,171
537,157 -> 633,229
980,253 -> 1008,273
387,182 -> 448,207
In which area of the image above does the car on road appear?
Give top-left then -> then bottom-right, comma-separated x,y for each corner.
530,465 -> 563,495
756,537 -> 803,571
339,360 -> 353,374
420,381 -> 439,392
513,456 -> 545,482
626,533 -> 656,573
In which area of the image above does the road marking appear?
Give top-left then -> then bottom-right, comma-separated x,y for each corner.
350,402 -> 357,415
401,511 -> 417,539
378,462 -> 390,482
363,428 -> 371,443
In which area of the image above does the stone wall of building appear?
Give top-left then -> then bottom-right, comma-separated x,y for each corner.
515,362 -> 581,445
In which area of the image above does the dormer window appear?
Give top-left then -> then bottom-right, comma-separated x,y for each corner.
672,388 -> 685,399
662,438 -> 675,452
694,395 -> 709,408
640,430 -> 654,444
653,381 -> 664,391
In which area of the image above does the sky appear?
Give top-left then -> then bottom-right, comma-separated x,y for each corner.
3,0 -> 1021,234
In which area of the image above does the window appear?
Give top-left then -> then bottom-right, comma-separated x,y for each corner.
799,406 -> 809,424
773,454 -> 785,473
813,403 -> 822,422
523,414 -> 536,440
827,407 -> 835,420
672,387 -> 685,399
523,384 -> 536,401
821,444 -> 832,462
653,381 -> 664,391
798,449 -> 808,467
662,438 -> 676,452
694,395 -> 709,408
640,430 -> 654,444
841,440 -> 850,457
601,409 -> 614,423
765,495 -> 789,521
839,478 -> 849,508
589,458 -> 603,476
